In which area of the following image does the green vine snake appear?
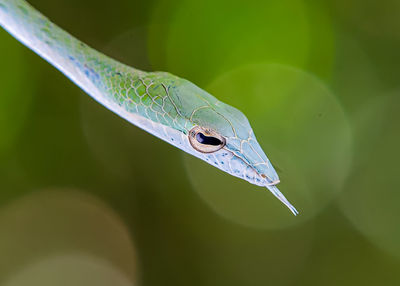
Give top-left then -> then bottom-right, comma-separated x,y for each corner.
0,0 -> 298,215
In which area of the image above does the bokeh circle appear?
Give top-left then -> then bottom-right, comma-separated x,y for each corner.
3,254 -> 133,286
183,63 -> 352,229
0,189 -> 137,283
149,0 -> 334,84
338,93 -> 400,259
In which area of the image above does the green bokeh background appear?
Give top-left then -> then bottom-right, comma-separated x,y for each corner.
0,0 -> 399,285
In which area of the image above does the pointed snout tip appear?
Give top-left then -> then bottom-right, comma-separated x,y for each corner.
266,179 -> 280,186
265,185 -> 299,216
289,205 -> 300,216
284,201 -> 299,216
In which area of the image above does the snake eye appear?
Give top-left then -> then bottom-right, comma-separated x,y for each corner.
188,126 -> 226,153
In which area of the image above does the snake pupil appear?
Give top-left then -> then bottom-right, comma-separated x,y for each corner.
196,132 -> 222,146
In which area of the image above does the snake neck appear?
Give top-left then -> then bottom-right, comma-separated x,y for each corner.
0,0 -> 146,103
0,0 -> 191,145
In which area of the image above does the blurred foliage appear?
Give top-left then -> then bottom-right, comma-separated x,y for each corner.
0,0 -> 399,285
0,28 -> 33,156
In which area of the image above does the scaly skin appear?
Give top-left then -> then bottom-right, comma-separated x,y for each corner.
0,0 -> 298,215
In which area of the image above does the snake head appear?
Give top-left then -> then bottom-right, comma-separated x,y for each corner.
163,76 -> 298,215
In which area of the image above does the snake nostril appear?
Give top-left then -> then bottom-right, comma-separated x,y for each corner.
260,174 -> 280,185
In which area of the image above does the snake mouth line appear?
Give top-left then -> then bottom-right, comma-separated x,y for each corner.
223,147 -> 280,185
266,179 -> 280,186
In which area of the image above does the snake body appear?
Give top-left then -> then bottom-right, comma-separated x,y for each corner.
0,0 -> 298,215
